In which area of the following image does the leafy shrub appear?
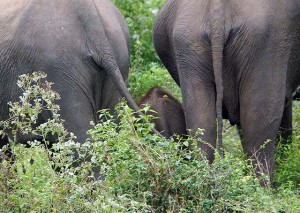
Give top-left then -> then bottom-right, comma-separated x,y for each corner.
129,62 -> 181,100
111,0 -> 164,67
0,71 -> 299,212
0,71 -> 72,145
275,102 -> 300,187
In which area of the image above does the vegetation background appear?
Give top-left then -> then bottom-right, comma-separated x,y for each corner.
0,0 -> 299,212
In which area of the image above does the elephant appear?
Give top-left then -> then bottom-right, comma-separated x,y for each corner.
153,0 -> 300,186
137,87 -> 186,139
0,0 -> 140,144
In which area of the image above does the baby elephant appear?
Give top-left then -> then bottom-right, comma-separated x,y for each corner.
137,87 -> 186,139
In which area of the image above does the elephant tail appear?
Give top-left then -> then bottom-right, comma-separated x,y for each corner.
100,57 -> 161,136
211,0 -> 225,157
84,1 -> 140,113
102,58 -> 140,112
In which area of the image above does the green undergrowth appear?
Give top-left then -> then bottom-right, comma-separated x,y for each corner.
0,72 -> 299,212
275,101 -> 300,188
111,0 -> 164,68
129,62 -> 181,100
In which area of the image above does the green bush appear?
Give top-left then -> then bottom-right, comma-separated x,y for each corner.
129,62 -> 181,100
275,102 -> 300,187
111,0 -> 164,68
0,71 -> 299,212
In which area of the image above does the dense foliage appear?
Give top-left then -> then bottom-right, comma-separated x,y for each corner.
111,0 -> 164,67
0,0 -> 299,212
0,71 -> 299,212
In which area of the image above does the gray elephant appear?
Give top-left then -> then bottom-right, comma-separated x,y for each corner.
153,0 -> 300,185
137,87 -> 186,139
0,0 -> 140,144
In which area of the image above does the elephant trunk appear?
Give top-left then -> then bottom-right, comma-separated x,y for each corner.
211,0 -> 225,157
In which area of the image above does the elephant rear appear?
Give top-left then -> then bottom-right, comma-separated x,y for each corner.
0,0 -> 133,144
153,0 -> 300,186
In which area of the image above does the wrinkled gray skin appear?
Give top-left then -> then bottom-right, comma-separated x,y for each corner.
153,0 -> 300,185
137,87 -> 186,139
0,0 -> 140,144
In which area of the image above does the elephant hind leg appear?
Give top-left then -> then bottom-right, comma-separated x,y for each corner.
240,111 -> 279,186
239,77 -> 286,186
175,45 -> 217,162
